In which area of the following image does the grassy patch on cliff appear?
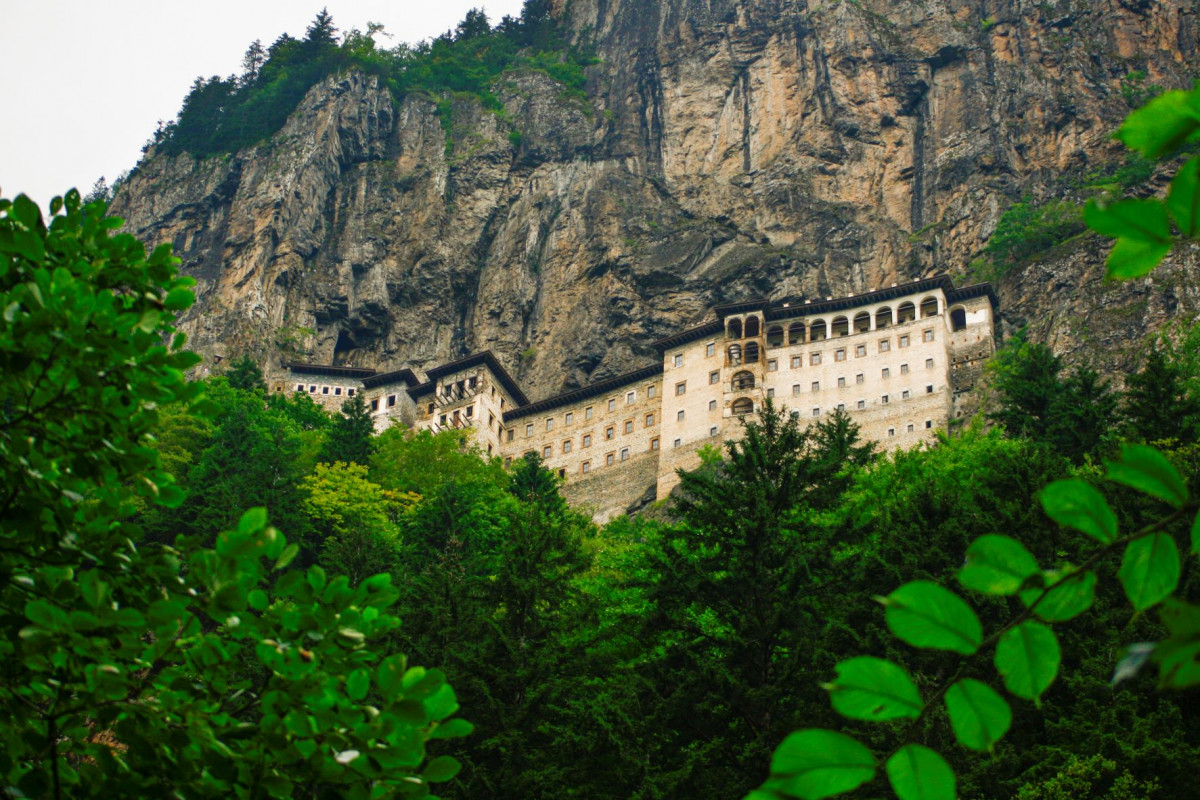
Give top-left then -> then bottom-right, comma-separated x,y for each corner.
154,2 -> 595,159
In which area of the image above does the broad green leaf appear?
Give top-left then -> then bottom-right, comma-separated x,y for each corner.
883,581 -> 983,655
1160,598 -> 1200,638
1020,569 -> 1096,622
1191,509 -> 1199,555
766,729 -> 876,800
431,718 -> 475,739
1106,445 -> 1189,508
377,654 -> 407,697
1115,89 -> 1200,159
274,543 -> 300,571
958,535 -> 1039,595
162,287 -> 195,310
347,669 -> 370,701
1106,237 -> 1173,279
422,755 -> 462,783
824,657 -> 923,721
944,679 -> 1012,752
1156,639 -> 1200,689
1166,156 -> 1200,237
1084,197 -> 1171,243
995,621 -> 1060,704
238,507 -> 269,535
1039,480 -> 1117,544
885,745 -> 956,800
1118,533 -> 1180,611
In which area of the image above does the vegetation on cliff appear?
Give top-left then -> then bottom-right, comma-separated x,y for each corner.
154,3 -> 593,158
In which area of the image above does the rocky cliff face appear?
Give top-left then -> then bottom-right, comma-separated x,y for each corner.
111,0 -> 1200,396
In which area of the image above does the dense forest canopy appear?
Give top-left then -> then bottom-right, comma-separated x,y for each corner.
153,2 -> 592,158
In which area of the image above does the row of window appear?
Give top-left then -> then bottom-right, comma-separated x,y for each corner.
296,383 -> 357,397
725,298 -> 942,343
514,384 -> 671,439
733,330 -> 937,368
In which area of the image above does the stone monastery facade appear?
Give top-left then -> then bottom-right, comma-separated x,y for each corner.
269,276 -> 997,521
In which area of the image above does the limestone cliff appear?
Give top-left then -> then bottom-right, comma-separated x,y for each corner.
110,0 -> 1200,396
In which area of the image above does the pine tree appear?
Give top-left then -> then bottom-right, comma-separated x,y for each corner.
1122,343 -> 1200,444
320,393 -> 375,465
225,354 -> 264,392
239,39 -> 265,86
304,8 -> 338,48
987,329 -> 1063,442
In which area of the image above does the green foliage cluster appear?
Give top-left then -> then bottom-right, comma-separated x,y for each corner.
155,2 -> 594,158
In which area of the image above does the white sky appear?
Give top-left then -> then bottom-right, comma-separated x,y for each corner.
0,1 -> 526,207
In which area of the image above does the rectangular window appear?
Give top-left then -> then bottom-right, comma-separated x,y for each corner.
585,406 -> 594,419
838,377 -> 846,388
899,334 -> 910,348
812,381 -> 820,392
348,388 -> 355,396
882,368 -> 890,379
624,420 -> 634,434
902,389 -> 910,399
765,359 -> 777,373
792,355 -> 803,368
309,385 -> 317,393
710,426 -> 719,437
673,438 -> 682,448
626,391 -> 635,404
650,437 -> 660,451
543,445 -> 553,458
489,412 -> 495,427
582,460 -> 591,474
811,353 -> 822,366
505,457 -> 513,467
296,384 -> 304,392
907,423 -> 914,433
440,414 -> 447,425
605,426 -> 614,439
857,399 -> 865,410
322,386 -> 329,395
673,354 -> 683,367
926,385 -> 934,394
855,344 -> 866,358
507,429 -> 514,442
837,403 -> 845,412
565,412 -> 573,425
648,385 -> 656,398
706,342 -> 716,357
546,418 -> 554,431
888,427 -> 895,437
428,403 -> 435,414
608,398 -> 616,411
563,440 -> 572,453
925,419 -> 933,429
676,381 -> 687,396
526,423 -> 534,437
926,358 -> 935,369
677,410 -> 686,422
620,447 -> 630,461
901,363 -> 909,375
835,349 -> 846,362
879,339 -> 891,352
812,407 -> 820,417
923,329 -> 935,342
708,399 -> 717,411
583,434 -> 592,447
606,452 -> 615,466
335,387 -> 343,396
463,405 -> 472,418
856,373 -> 864,385
767,387 -> 775,398
792,384 -> 802,396
645,413 -> 655,427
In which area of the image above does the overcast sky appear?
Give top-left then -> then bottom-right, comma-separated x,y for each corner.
0,1 -> 526,207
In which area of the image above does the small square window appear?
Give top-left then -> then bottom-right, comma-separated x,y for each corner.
676,381 -> 687,396
507,429 -> 515,442
838,376 -> 846,388
888,427 -> 895,437
792,356 -> 803,368
626,391 -> 635,404
606,452 -> 615,466
624,420 -> 633,434
792,384 -> 801,396
882,368 -> 890,379
677,409 -> 686,422
309,385 -> 317,393
767,387 -> 775,398
585,406 -> 594,419
673,438 -> 682,448
812,381 -> 820,392
650,437 -> 660,451
710,426 -> 719,437
428,403 -> 435,414
608,398 -> 616,411
901,363 -> 909,374
856,373 -> 864,385
811,353 -> 822,366
882,394 -> 889,404
926,358 -> 935,369
924,329 -> 935,342
563,440 -> 573,453
547,418 -> 554,431
322,386 -> 329,395
526,423 -> 534,436
335,387 -> 343,396
907,423 -> 914,433
768,359 -> 779,372
673,354 -> 683,367
925,419 -> 933,429
505,457 -> 513,467
926,385 -> 934,394
812,407 -> 820,417
706,342 -> 716,357
856,399 -> 865,410
899,335 -> 910,347
835,349 -> 846,362
543,445 -> 553,458
645,413 -> 655,427
855,345 -> 866,357
648,385 -> 656,398
902,389 -> 910,399
463,405 -> 473,418
295,384 -> 304,392
708,399 -> 717,411
879,339 -> 891,352
371,399 -> 380,411
565,412 -> 573,425
440,415 -> 447,425
347,389 -> 355,396
837,403 -> 845,412
710,371 -> 720,384
620,448 -> 630,461
582,461 -> 591,474
605,426 -> 615,439
583,434 -> 592,447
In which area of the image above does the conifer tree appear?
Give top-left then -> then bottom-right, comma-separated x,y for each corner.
225,354 -> 264,392
1122,343 -> 1200,443
320,392 -> 375,465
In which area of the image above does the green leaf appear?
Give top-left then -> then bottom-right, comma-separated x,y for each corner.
1039,480 -> 1117,543
1115,89 -> 1200,159
1106,444 -> 1189,508
1118,533 -> 1180,612
1020,569 -> 1096,622
958,535 -> 1039,595
422,755 -> 462,783
1190,509 -> 1199,555
882,581 -> 982,655
162,287 -> 195,310
1084,197 -> 1171,243
347,669 -> 370,701
766,729 -> 876,800
824,657 -> 923,721
1167,155 -> 1200,237
274,543 -> 300,571
377,654 -> 406,697
885,745 -> 956,800
995,621 -> 1060,704
1156,639 -> 1200,689
1106,237 -> 1173,279
944,679 -> 1012,753
247,589 -> 269,611
431,718 -> 475,740
238,507 -> 269,535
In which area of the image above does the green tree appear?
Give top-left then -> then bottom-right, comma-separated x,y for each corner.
320,391 -> 376,465
225,353 -> 264,392
1122,342 -> 1200,444
301,461 -> 406,584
